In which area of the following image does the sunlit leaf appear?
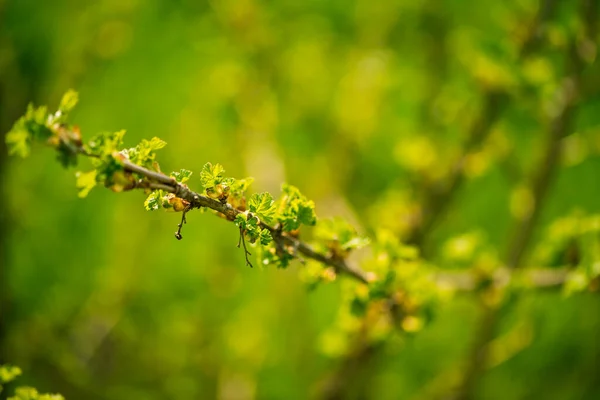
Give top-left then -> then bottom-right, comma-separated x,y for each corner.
248,192 -> 276,224
75,170 -> 97,198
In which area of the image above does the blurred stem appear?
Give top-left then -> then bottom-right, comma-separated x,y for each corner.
457,1 -> 597,398
408,0 -> 561,249
323,0 -> 568,397
408,90 -> 508,248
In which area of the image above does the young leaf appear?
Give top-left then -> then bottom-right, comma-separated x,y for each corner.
5,128 -> 30,157
259,228 -> 273,245
9,386 -> 65,400
75,170 -> 97,198
200,162 -> 225,189
123,137 -> 166,168
144,190 -> 164,211
0,364 -> 22,384
58,89 -> 79,114
315,218 -> 370,254
86,130 -> 126,157
171,169 -> 193,184
277,184 -> 317,231
229,177 -> 254,198
234,213 -> 248,228
248,192 -> 276,224
5,104 -> 52,157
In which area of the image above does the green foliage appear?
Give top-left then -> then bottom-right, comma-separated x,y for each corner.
0,365 -> 63,400
200,162 -> 225,190
259,228 -> 273,246
122,137 -> 167,169
234,212 -> 273,246
85,130 -> 125,157
0,364 -> 22,386
276,184 -> 317,231
248,192 -> 276,224
4,1 -> 600,398
8,387 -> 64,400
144,190 -> 169,211
170,169 -> 193,184
315,218 -> 370,256
257,240 -> 295,269
75,170 -> 97,198
57,89 -> 79,117
228,177 -> 254,198
5,104 -> 52,157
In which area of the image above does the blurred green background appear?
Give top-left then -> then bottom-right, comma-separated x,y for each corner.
1,0 -> 599,399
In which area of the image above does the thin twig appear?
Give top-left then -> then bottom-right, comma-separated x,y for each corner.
237,226 -> 253,268
174,205 -> 191,240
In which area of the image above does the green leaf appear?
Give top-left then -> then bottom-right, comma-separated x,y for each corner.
171,169 -> 193,183
341,236 -> 371,251
245,218 -> 261,243
86,130 -> 126,157
0,364 -> 22,384
75,170 -> 97,198
234,213 -> 248,228
5,128 -> 30,157
297,202 -> 317,226
58,89 -> 79,114
144,190 -> 164,211
229,177 -> 254,197
5,104 -> 52,158
277,183 -> 317,231
200,162 -> 225,189
248,192 -> 276,224
145,137 -> 167,151
315,218 -> 370,253
123,137 -> 166,168
259,228 -> 273,245
8,386 -> 64,400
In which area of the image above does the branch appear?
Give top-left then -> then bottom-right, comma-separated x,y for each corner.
78,151 -> 583,292
408,90 -> 507,247
87,157 -> 373,284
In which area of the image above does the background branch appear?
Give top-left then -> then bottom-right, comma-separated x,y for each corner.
457,1 -> 597,397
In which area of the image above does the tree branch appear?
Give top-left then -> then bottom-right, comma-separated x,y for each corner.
80,150 -> 582,292
77,154 -> 373,284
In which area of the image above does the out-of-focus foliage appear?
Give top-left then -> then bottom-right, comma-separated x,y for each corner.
0,364 -> 64,400
1,0 -> 599,399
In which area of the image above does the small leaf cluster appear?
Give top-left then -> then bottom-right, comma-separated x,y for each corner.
314,218 -> 370,258
144,190 -> 190,212
200,162 -> 229,203
4,91 -> 173,198
319,231 -> 440,357
532,212 -> 600,295
171,168 -> 193,184
6,90 -> 81,167
0,364 -> 64,400
121,137 -> 166,169
200,162 -> 254,208
235,211 -> 273,247
276,184 -> 317,231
